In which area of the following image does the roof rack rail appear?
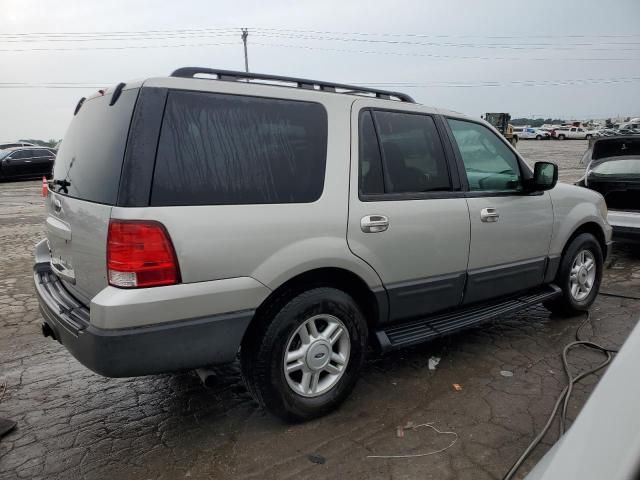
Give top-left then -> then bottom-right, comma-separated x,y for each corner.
170,67 -> 415,103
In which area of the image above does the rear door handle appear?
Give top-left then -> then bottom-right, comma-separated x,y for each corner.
361,215 -> 389,233
480,207 -> 499,223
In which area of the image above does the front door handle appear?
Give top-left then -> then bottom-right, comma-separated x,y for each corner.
480,207 -> 499,223
361,215 -> 389,233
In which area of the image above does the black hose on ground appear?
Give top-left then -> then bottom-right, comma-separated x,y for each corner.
502,299 -> 633,480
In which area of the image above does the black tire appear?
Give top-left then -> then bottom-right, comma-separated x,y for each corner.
586,134 -> 592,139
558,134 -> 566,140
240,287 -> 368,422
544,233 -> 603,316
536,135 -> 542,140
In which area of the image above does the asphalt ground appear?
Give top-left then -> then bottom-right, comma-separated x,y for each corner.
1,139 -> 638,479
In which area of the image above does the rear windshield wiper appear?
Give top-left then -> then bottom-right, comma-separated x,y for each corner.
52,179 -> 71,193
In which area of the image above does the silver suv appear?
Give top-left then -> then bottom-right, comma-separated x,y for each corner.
34,68 -> 612,421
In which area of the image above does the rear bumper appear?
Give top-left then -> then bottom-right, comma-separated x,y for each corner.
34,262 -> 254,377
612,226 -> 640,244
608,210 -> 640,244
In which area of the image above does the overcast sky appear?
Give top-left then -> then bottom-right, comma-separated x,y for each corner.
2,0 -> 639,140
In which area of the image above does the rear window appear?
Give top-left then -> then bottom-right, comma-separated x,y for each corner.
51,89 -> 138,204
150,91 -> 328,206
593,138 -> 640,160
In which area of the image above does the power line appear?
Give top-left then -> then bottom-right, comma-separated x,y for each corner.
0,41 -> 239,52
250,41 -> 639,62
2,29 -> 639,51
0,37 -> 636,62
249,26 -> 640,40
249,32 -> 640,51
1,26 -> 638,39
0,33 -> 243,43
0,27 -> 240,37
356,78 -> 640,88
2,77 -> 638,90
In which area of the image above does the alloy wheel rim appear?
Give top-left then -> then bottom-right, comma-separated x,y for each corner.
283,314 -> 350,398
569,249 -> 596,301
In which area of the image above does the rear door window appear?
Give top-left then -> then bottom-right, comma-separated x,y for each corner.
10,150 -> 31,160
372,111 -> 451,193
51,88 -> 139,204
151,91 -> 328,206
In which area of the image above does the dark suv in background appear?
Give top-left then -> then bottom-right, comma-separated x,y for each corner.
0,146 -> 56,181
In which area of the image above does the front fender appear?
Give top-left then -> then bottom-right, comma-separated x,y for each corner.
548,183 -> 611,255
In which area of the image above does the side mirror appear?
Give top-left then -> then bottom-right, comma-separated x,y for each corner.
529,161 -> 558,191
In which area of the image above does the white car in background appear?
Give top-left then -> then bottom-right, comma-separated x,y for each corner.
512,127 -> 550,140
553,126 -> 597,140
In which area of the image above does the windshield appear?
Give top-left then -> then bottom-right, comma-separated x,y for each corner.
590,158 -> 640,176
0,149 -> 13,160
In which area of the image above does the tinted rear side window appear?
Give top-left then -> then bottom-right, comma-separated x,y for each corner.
151,91 -> 328,206
12,150 -> 31,159
51,89 -> 138,204
373,111 -> 451,193
358,111 -> 384,195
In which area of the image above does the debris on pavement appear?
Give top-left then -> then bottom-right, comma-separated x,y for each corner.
428,356 -> 441,370
195,368 -> 217,387
500,370 -> 514,377
307,453 -> 326,464
452,383 -> 463,391
367,423 -> 459,459
0,418 -> 17,439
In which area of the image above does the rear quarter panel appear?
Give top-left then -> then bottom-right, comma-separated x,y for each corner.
110,87 -> 383,292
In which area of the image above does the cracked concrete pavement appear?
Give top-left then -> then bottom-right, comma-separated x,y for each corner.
1,140 -> 639,479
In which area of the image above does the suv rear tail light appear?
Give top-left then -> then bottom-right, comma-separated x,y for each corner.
107,220 -> 180,288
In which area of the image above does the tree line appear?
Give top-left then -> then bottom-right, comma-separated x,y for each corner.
20,139 -> 61,148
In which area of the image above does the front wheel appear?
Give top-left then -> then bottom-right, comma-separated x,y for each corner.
536,135 -> 542,140
241,287 -> 368,422
558,134 -> 566,140
544,233 -> 603,316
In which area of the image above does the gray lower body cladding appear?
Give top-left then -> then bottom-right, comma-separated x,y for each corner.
34,264 -> 253,377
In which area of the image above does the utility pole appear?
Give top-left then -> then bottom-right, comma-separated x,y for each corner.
241,28 -> 249,72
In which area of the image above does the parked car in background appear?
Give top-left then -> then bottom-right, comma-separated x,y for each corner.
0,141 -> 35,150
578,136 -> 640,243
512,127 -> 550,140
34,68 -> 611,421
0,146 -> 56,181
594,128 -> 620,137
553,126 -> 596,140
618,120 -> 640,131
617,128 -> 640,136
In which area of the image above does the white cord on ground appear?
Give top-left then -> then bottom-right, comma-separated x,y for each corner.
367,422 -> 458,459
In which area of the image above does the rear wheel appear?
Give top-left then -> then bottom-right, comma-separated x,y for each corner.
536,135 -> 542,140
544,233 -> 603,316
558,134 -> 566,140
241,287 -> 368,421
